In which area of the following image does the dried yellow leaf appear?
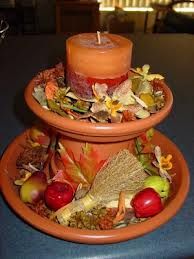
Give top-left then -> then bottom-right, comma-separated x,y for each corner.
140,93 -> 155,107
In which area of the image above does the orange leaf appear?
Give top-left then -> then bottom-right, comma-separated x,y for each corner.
45,81 -> 58,100
141,143 -> 154,154
58,143 -> 88,185
79,143 -> 106,184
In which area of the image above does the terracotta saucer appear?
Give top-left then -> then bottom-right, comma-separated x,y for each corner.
24,78 -> 173,142
0,129 -> 190,244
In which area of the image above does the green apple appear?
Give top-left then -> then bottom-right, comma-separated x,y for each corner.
20,171 -> 47,204
144,175 -> 170,198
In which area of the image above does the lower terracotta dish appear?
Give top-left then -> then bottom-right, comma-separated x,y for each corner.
0,129 -> 190,244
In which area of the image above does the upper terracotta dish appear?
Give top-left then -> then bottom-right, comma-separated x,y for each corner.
24,78 -> 173,142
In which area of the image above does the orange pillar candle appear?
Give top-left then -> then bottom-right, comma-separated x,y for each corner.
66,33 -> 133,99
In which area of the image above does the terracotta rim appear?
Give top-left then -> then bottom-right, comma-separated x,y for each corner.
24,79 -> 173,137
0,130 -> 190,244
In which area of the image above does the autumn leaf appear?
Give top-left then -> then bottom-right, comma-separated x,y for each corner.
47,99 -> 67,117
139,128 -> 154,143
79,143 -> 106,184
45,81 -> 59,100
32,85 -> 47,107
92,83 -> 108,101
141,143 -> 154,154
58,142 -> 89,185
112,79 -> 135,105
131,64 -> 164,81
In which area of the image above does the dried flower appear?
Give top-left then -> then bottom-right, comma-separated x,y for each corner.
105,98 -> 123,117
32,64 -> 166,123
131,64 -> 164,81
153,146 -> 173,182
92,83 -> 124,121
14,171 -> 32,186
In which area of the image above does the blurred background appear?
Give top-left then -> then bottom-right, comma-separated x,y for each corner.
0,0 -> 194,35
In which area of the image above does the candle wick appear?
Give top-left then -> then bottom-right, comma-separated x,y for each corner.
97,31 -> 101,45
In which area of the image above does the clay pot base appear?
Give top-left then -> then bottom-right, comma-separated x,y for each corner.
0,129 -> 190,244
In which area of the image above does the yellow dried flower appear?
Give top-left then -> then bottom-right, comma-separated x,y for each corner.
160,154 -> 173,171
105,98 -> 122,117
154,146 -> 173,182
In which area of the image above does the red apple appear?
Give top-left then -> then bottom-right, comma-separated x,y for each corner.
44,181 -> 74,211
131,188 -> 163,218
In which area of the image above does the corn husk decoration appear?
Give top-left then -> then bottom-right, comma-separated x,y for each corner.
54,149 -> 147,225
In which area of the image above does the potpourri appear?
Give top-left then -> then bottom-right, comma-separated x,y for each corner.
32,63 -> 166,123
